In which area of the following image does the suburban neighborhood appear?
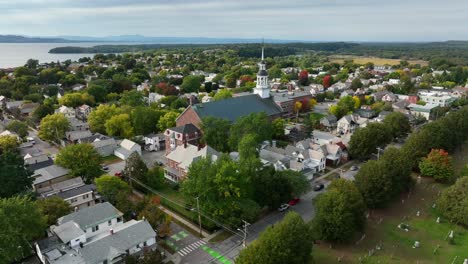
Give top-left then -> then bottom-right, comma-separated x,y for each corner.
1,36 -> 468,264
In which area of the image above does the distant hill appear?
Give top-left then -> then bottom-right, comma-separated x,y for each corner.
55,35 -> 299,44
0,35 -> 76,43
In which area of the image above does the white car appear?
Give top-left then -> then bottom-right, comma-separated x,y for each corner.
278,204 -> 289,212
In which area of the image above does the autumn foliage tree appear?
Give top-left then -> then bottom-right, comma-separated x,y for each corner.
419,149 -> 454,182
322,75 -> 332,88
298,70 -> 309,86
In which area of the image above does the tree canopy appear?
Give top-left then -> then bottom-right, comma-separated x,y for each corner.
0,151 -> 33,198
311,179 -> 366,242
0,196 -> 46,263
38,113 -> 70,142
55,143 -> 102,183
436,176 -> 468,226
36,196 -> 71,226
95,175 -> 132,204
201,117 -> 231,152
237,212 -> 312,264
419,149 -> 454,182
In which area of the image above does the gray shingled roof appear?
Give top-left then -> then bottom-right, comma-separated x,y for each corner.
171,123 -> 200,135
58,202 -> 122,230
55,184 -> 96,200
81,220 -> 156,264
190,94 -> 282,122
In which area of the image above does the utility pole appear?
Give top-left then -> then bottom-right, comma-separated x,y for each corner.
376,147 -> 383,160
195,196 -> 202,238
238,220 -> 250,248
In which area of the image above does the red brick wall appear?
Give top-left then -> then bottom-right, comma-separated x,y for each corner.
176,107 -> 202,128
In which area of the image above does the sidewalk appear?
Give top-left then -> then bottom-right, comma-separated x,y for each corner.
314,161 -> 355,182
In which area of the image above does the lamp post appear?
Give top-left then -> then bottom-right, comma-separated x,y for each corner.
237,220 -> 250,248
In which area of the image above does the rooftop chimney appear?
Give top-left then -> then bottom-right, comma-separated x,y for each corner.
184,133 -> 188,148
110,229 -> 114,235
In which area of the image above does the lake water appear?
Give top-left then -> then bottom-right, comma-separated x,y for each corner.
0,42 -> 120,68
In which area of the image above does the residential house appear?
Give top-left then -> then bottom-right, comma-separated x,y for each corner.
337,114 -> 368,134
38,177 -> 85,198
164,124 -> 201,155
408,103 -> 438,120
340,89 -> 355,98
36,203 -> 156,264
418,91 -> 456,107
33,165 -> 70,193
381,93 -> 397,103
319,115 -> 337,130
24,151 -> 54,171
71,83 -> 86,91
53,184 -> 99,210
144,133 -> 165,152
356,108 -> 377,119
392,100 -> 411,113
19,102 -> 39,116
114,139 -> 142,160
76,104 -> 92,120
165,144 -> 219,182
91,138 -> 118,157
55,105 -> 76,119
147,92 -> 164,104
388,79 -> 400,85
68,117 -> 90,131
0,129 -> 20,139
64,130 -> 93,145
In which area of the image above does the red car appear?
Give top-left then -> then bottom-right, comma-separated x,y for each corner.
288,198 -> 300,206
114,171 -> 122,178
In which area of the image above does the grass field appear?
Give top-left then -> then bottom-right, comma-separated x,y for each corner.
311,177 -> 467,264
329,55 -> 429,66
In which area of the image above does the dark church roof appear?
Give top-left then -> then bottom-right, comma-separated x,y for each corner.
171,123 -> 200,135
190,94 -> 282,122
257,70 -> 268,76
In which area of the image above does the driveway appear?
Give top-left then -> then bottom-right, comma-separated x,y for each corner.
141,149 -> 166,168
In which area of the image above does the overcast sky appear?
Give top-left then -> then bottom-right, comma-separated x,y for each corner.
1,0 -> 467,41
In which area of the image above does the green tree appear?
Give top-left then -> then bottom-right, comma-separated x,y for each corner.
58,92 -> 95,107
0,152 -> 33,198
32,104 -> 54,121
87,84 -> 108,103
382,112 -> 411,138
95,175 -> 132,204
157,111 -> 179,131
419,149 -> 454,182
123,152 -> 148,183
0,196 -> 46,263
0,135 -> 19,154
131,107 -> 163,135
436,176 -> 468,225
354,160 -> 393,208
143,166 -> 166,190
105,113 -> 134,138
36,196 -> 71,225
311,179 -> 366,242
348,123 -> 392,160
237,212 -> 312,264
201,117 -> 231,152
120,90 -> 145,107
88,104 -> 123,134
6,121 -> 28,138
180,75 -> 203,93
182,155 -> 259,227
38,113 -> 70,142
56,143 -> 102,183
229,112 -> 273,151
213,88 -> 233,101
272,118 -> 286,139
329,96 -> 355,119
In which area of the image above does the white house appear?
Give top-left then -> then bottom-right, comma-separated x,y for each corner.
55,105 -> 76,119
114,139 -> 142,160
337,114 -> 368,134
36,203 -> 157,264
144,133 -> 165,152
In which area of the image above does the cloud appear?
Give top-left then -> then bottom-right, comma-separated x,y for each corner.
0,0 -> 467,41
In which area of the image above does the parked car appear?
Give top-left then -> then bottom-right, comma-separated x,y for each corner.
313,184 -> 325,192
350,165 -> 359,171
102,165 -> 109,171
114,171 -> 122,177
26,136 -> 35,144
288,198 -> 300,206
278,204 -> 289,212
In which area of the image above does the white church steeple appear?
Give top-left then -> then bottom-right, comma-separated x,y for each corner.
254,46 -> 270,99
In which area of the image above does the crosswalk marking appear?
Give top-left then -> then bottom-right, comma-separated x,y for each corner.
178,240 -> 207,256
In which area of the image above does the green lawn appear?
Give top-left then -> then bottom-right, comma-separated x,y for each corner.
311,177 -> 468,264
209,230 -> 233,243
100,155 -> 122,165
